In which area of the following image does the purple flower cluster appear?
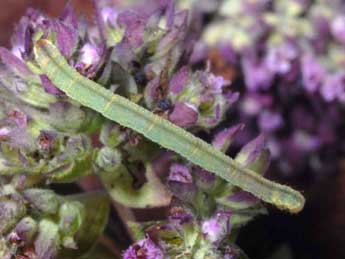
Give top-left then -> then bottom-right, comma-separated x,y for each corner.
202,0 -> 345,100
121,126 -> 269,257
199,0 -> 345,177
123,207 -> 248,258
123,237 -> 164,259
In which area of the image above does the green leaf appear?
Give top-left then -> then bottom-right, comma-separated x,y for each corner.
100,163 -> 171,208
58,192 -> 110,258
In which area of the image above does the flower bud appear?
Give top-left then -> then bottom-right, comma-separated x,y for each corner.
99,122 -> 127,148
23,189 -> 60,215
13,216 -> 38,243
168,102 -> 199,128
95,146 -> 122,173
58,201 -> 85,238
212,124 -> 245,152
202,210 -> 232,245
217,190 -> 260,210
0,198 -> 26,234
236,135 -> 271,176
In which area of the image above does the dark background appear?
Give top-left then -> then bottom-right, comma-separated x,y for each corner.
1,1 -> 344,258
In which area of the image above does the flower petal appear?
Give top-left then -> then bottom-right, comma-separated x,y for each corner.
0,47 -> 34,78
212,124 -> 245,152
40,75 -> 64,95
169,66 -> 190,95
54,21 -> 79,58
169,102 -> 198,128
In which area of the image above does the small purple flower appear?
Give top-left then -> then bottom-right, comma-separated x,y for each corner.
258,110 -> 283,132
265,42 -> 299,75
293,131 -> 321,152
7,109 -> 27,129
100,7 -> 118,27
167,163 -> 197,202
330,15 -> 345,45
321,72 -> 345,102
75,43 -> 104,78
198,69 -> 229,93
11,8 -> 47,59
168,163 -> 193,184
168,206 -> 193,226
123,237 -> 164,259
301,54 -> 326,93
207,73 -> 230,93
37,131 -> 57,151
202,211 -> 232,244
195,70 -> 236,127
241,94 -> 273,116
242,57 -> 274,91
169,102 -> 199,128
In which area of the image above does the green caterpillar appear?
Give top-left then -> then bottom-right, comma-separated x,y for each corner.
34,39 -> 305,213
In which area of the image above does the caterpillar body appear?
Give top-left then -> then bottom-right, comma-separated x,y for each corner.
34,39 -> 305,213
